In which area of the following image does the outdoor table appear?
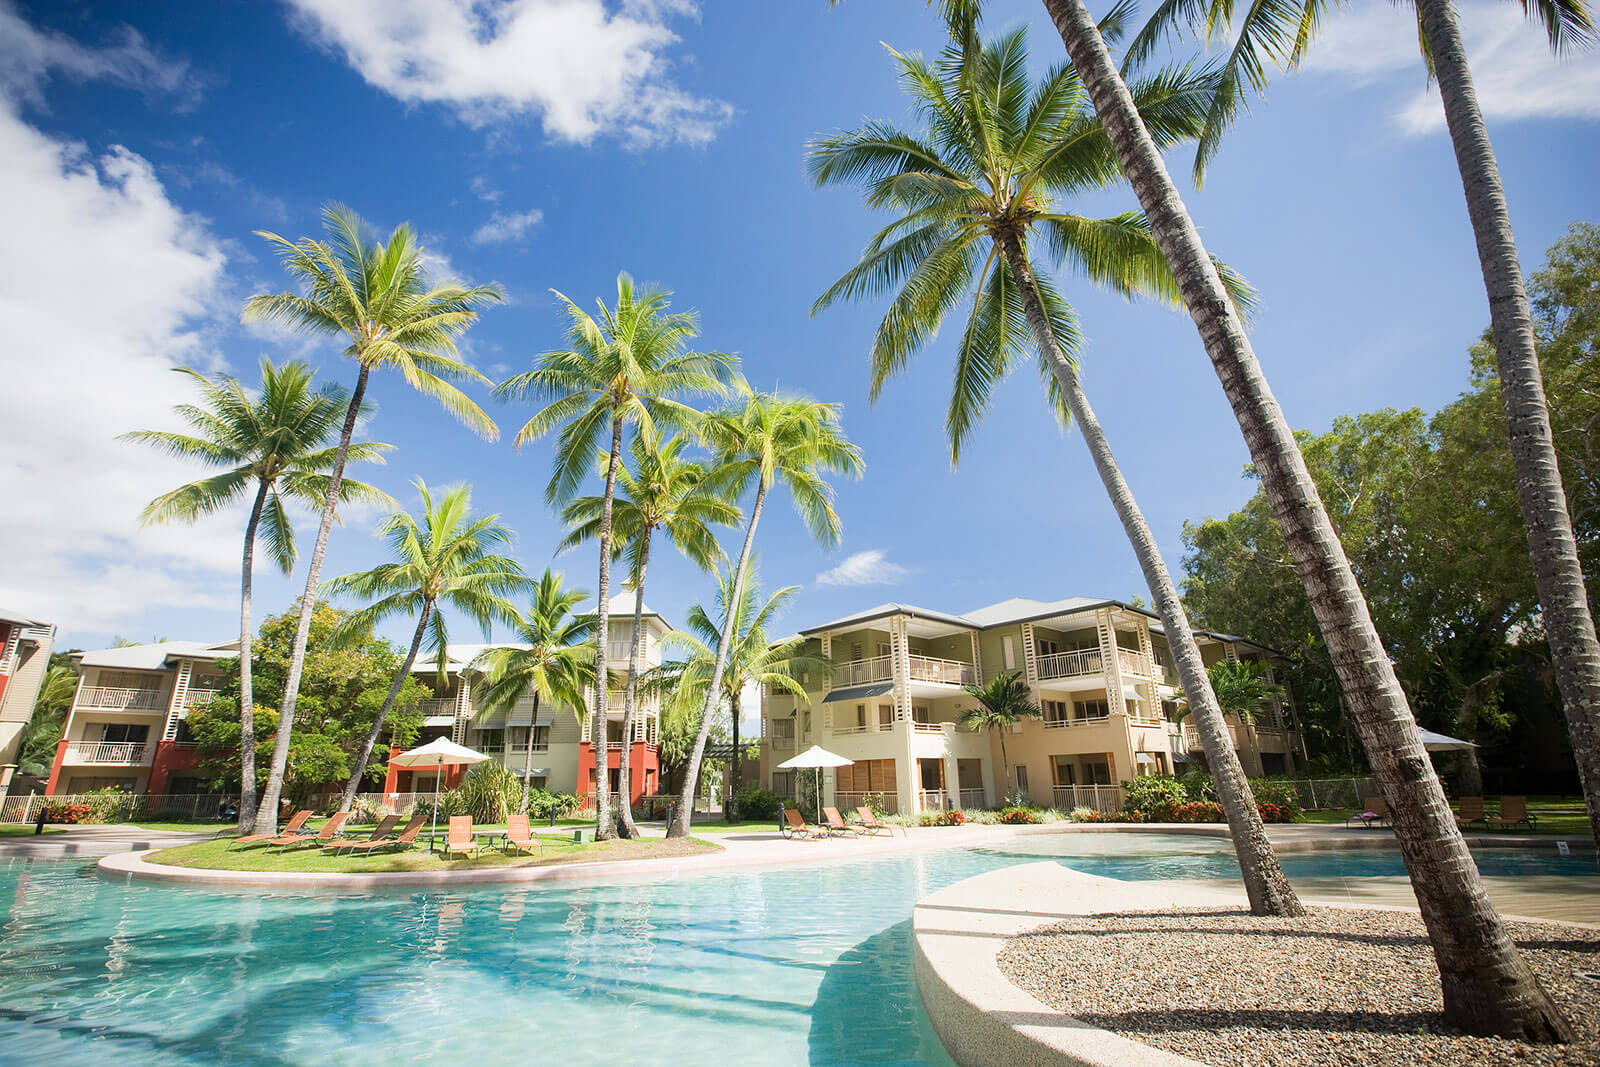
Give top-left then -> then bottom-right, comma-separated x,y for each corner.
474,829 -> 508,852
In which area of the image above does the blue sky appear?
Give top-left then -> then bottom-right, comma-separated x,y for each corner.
1,0 -> 1595,658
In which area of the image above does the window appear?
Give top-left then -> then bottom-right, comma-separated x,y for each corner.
478,728 -> 506,752
912,705 -> 930,723
1002,635 -> 1016,670
99,723 -> 149,743
854,703 -> 867,728
1074,699 -> 1110,721
1083,760 -> 1112,785
772,770 -> 794,797
878,704 -> 893,727
1015,765 -> 1029,794
1162,700 -> 1181,722
770,718 -> 795,742
1042,699 -> 1069,726
646,717 -> 658,745
1052,756 -> 1076,786
851,642 -> 862,661
1038,638 -> 1061,657
801,710 -> 812,736
877,641 -> 891,657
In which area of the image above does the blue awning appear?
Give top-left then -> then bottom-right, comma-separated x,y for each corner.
822,682 -> 894,704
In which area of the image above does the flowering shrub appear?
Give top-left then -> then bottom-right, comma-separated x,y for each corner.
1121,776 -> 1188,821
920,808 -> 968,826
43,803 -> 96,824
998,806 -> 1039,824
1067,806 -> 1096,823
1173,800 -> 1226,823
1256,801 -> 1295,823
1248,780 -> 1303,820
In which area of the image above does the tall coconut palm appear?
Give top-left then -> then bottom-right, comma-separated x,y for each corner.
494,272 -> 736,839
651,571 -> 829,821
1018,0 -> 1572,1038
469,569 -> 596,815
323,480 -> 529,811
809,24 -> 1301,917
1128,0 -> 1600,865
241,203 -> 503,834
122,358 -> 391,830
957,672 -> 1043,799
670,390 -> 863,837
559,429 -> 741,836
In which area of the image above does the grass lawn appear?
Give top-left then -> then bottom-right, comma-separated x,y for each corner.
0,825 -> 63,837
126,821 -> 237,834
1299,797 -> 1592,837
148,830 -> 722,874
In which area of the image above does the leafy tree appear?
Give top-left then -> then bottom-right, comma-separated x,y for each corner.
16,659 -> 78,777
324,480 -> 528,811
670,390 -> 863,837
241,203 -> 502,833
495,272 -> 735,839
957,672 -> 1042,794
122,357 -> 391,829
470,569 -> 596,815
560,428 -> 740,835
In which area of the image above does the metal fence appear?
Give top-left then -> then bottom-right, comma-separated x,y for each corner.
1051,785 -> 1127,813
0,792 -> 239,824
1278,777 -> 1382,811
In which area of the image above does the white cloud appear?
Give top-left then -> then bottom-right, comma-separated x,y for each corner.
284,0 -> 733,147
0,15 -> 241,635
816,550 -> 911,588
471,207 -> 543,244
1298,1 -> 1600,132
470,175 -> 502,202
0,1 -> 197,109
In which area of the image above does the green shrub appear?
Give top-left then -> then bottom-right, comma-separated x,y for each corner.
1121,776 -> 1188,820
1067,806 -> 1095,823
1178,770 -> 1216,802
920,808 -> 968,826
998,806 -> 1039,824
1256,801 -> 1295,823
524,789 -> 582,820
1173,800 -> 1225,822
736,785 -> 780,820
1248,778 -> 1303,819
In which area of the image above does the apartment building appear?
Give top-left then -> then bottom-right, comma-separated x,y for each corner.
381,587 -> 672,806
45,640 -> 234,796
758,596 -> 1305,816
0,608 -> 57,794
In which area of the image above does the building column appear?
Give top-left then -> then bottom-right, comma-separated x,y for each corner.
1096,610 -> 1126,716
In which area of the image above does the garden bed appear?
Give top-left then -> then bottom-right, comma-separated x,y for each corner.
999,906 -> 1600,1067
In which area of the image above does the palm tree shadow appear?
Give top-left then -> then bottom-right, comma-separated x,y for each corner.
807,920 -> 953,1066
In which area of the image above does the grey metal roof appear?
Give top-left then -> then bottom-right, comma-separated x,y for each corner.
821,682 -> 894,704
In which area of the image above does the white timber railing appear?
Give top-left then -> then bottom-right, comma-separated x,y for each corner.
67,742 -> 150,764
76,687 -> 164,711
957,788 -> 985,809
834,655 -> 893,686
906,654 -> 973,685
917,790 -> 948,812
1052,784 -> 1125,813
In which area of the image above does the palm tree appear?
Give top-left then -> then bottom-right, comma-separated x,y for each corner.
810,24 -> 1300,917
323,480 -> 529,811
122,357 -> 391,829
16,665 -> 78,778
651,572 -> 828,821
241,203 -> 502,834
957,672 -> 1043,799
1020,0 -> 1572,1038
670,390 -> 864,837
559,429 -> 741,836
1129,0 -> 1600,871
494,272 -> 736,838
470,569 -> 596,815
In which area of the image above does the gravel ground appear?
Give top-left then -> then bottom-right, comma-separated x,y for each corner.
997,906 -> 1600,1067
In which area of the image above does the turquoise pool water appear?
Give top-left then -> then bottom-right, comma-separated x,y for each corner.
0,836 -> 1590,1065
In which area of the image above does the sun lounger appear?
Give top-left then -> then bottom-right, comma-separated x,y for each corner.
338,814 -> 428,856
821,807 -> 858,837
855,806 -> 905,837
1345,796 -> 1388,829
781,808 -> 821,839
1456,796 -> 1488,828
1489,795 -> 1538,831
504,814 -> 542,856
230,809 -> 311,849
442,815 -> 481,858
269,811 -> 349,849
322,814 -> 400,855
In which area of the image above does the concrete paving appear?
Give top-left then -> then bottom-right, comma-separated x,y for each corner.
0,824 -> 221,859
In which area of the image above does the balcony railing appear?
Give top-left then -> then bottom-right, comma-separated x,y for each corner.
834,790 -> 898,815
910,721 -> 945,734
1042,712 -> 1110,729
957,788 -> 985,809
907,654 -> 973,685
1036,647 -> 1150,681
768,732 -> 796,750
77,687 -> 164,711
183,690 -> 220,709
1052,784 -> 1124,813
418,698 -> 456,718
832,654 -> 975,688
69,741 -> 149,764
917,789 -> 947,812
834,655 -> 893,686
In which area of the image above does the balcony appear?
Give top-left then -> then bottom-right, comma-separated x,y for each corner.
831,654 -> 974,688
1051,784 -> 1125,813
906,654 -> 973,686
1041,711 -> 1111,729
68,741 -> 151,764
834,655 -> 893,686
77,686 -> 164,711
1036,647 -> 1149,681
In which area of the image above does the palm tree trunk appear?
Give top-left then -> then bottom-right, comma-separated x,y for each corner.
1415,0 -> 1600,857
252,363 -> 371,834
338,601 -> 431,812
1037,0 -> 1570,1038
998,229 -> 1302,917
592,411 -> 625,840
521,691 -> 542,815
671,479 -> 768,838
616,530 -> 653,839
236,480 -> 268,833
997,729 -> 1010,800
727,689 -> 742,822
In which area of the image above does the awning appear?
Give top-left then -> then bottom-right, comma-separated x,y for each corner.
515,767 -> 550,778
822,683 -> 893,704
1135,752 -> 1158,765
422,715 -> 455,727
473,709 -> 554,728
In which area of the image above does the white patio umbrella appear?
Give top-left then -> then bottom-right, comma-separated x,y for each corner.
778,745 -> 855,825
388,737 -> 489,845
1417,728 -> 1478,752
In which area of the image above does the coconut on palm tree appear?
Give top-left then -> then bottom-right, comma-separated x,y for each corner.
650,571 -> 828,822
810,22 -> 1301,917
494,272 -> 735,839
470,569 -> 596,815
323,480 -> 529,811
1012,0 -> 1573,1038
241,203 -> 503,834
957,672 -> 1043,799
670,389 -> 863,837
122,357 -> 391,829
559,429 -> 740,836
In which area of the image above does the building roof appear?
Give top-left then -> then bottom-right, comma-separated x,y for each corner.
0,607 -> 49,628
75,640 -> 239,669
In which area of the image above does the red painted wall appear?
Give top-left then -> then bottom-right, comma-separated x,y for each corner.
146,742 -> 201,795
577,741 -> 660,805
44,739 -> 67,795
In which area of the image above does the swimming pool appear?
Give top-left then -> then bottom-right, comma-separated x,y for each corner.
0,835 -> 1590,1065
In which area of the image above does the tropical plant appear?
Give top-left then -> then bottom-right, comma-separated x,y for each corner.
1017,0 -> 1572,1037
809,20 -> 1300,918
1129,0 -> 1600,880
669,391 -> 863,836
653,570 -> 829,824
495,272 -> 735,839
561,429 -> 739,835
241,203 -> 503,834
122,357 -> 392,829
323,480 -> 529,811
16,662 -> 77,777
956,672 -> 1042,793
469,569 -> 596,815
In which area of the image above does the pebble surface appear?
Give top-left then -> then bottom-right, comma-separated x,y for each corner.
997,906 -> 1600,1067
